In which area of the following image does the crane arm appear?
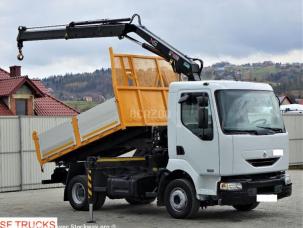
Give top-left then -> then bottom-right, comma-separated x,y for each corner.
17,14 -> 202,81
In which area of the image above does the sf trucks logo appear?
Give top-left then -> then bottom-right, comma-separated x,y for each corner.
0,218 -> 57,228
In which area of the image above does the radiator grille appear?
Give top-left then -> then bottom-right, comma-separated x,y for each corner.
246,157 -> 280,167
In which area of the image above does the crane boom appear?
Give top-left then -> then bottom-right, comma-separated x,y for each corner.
17,14 -> 203,81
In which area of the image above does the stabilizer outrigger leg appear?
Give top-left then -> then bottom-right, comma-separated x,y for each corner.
86,157 -> 97,224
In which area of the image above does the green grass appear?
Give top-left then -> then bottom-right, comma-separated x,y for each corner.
64,101 -> 99,112
251,66 -> 279,78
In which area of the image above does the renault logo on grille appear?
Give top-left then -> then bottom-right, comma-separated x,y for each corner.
263,152 -> 267,158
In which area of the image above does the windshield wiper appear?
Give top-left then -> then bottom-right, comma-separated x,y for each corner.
224,129 -> 259,135
256,126 -> 284,133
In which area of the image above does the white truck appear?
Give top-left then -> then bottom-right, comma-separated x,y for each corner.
17,14 -> 291,219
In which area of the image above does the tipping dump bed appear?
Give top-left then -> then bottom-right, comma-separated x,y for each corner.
33,48 -> 179,166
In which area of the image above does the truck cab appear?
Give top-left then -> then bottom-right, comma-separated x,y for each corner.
164,80 -> 291,217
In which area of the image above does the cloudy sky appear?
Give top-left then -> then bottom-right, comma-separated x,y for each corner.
0,0 -> 302,78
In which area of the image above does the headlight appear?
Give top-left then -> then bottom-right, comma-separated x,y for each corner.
220,182 -> 242,191
284,173 -> 291,185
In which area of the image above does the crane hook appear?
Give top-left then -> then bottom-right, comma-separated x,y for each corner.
17,48 -> 24,61
17,40 -> 24,61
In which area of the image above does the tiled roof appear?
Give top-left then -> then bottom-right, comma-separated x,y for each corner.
0,68 -> 10,80
35,95 -> 78,116
0,76 -> 44,97
0,100 -> 13,116
0,77 -> 26,96
32,79 -> 79,116
31,79 -> 51,95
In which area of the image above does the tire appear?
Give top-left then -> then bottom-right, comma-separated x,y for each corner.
125,197 -> 156,205
164,179 -> 200,219
232,202 -> 259,211
67,175 -> 106,211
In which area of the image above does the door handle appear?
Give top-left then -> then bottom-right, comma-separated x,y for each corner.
176,146 -> 185,155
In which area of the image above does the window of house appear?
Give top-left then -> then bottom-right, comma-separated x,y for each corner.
181,93 -> 213,140
16,99 -> 28,115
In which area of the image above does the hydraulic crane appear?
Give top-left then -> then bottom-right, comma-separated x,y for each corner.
17,14 -> 203,81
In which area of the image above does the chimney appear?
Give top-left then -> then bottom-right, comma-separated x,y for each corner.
9,66 -> 21,77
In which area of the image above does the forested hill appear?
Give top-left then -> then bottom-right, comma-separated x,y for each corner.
42,62 -> 302,106
42,68 -> 114,102
201,62 -> 302,100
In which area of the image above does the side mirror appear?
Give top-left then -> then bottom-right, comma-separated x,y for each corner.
197,95 -> 208,107
197,95 -> 209,129
198,106 -> 208,129
178,94 -> 190,103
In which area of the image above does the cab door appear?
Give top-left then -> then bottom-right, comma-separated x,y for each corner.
175,91 -> 220,175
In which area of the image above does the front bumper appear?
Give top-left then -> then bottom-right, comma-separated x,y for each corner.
218,173 -> 292,205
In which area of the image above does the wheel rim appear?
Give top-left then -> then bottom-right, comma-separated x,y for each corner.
169,187 -> 188,212
72,182 -> 86,205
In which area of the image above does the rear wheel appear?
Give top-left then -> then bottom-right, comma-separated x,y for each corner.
164,179 -> 200,219
232,202 -> 259,211
125,197 -> 156,205
67,175 -> 106,211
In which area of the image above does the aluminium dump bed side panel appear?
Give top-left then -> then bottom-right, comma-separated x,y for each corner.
36,98 -> 122,164
39,121 -> 75,159
78,98 -> 121,141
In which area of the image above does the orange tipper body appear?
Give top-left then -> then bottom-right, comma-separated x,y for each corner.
32,47 -> 179,167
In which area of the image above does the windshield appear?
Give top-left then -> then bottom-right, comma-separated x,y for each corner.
215,90 -> 285,135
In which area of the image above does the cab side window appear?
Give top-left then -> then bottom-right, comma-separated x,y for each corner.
181,93 -> 213,140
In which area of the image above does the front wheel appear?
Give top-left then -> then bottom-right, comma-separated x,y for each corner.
67,175 -> 106,211
164,179 -> 200,219
232,202 -> 259,211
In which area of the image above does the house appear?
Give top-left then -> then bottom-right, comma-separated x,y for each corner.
83,96 -> 93,102
0,66 -> 79,116
278,96 -> 293,105
262,61 -> 274,67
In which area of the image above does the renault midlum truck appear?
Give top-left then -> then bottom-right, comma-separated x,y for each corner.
16,14 -> 292,219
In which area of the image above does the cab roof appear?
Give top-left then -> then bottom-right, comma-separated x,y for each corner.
169,80 -> 273,92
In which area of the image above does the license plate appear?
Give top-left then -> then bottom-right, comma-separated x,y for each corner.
257,194 -> 277,202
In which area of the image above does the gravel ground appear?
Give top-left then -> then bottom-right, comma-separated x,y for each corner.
0,170 -> 302,228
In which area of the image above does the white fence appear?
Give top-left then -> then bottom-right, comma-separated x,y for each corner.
0,116 -> 71,192
0,114 -> 302,193
283,114 -> 303,165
